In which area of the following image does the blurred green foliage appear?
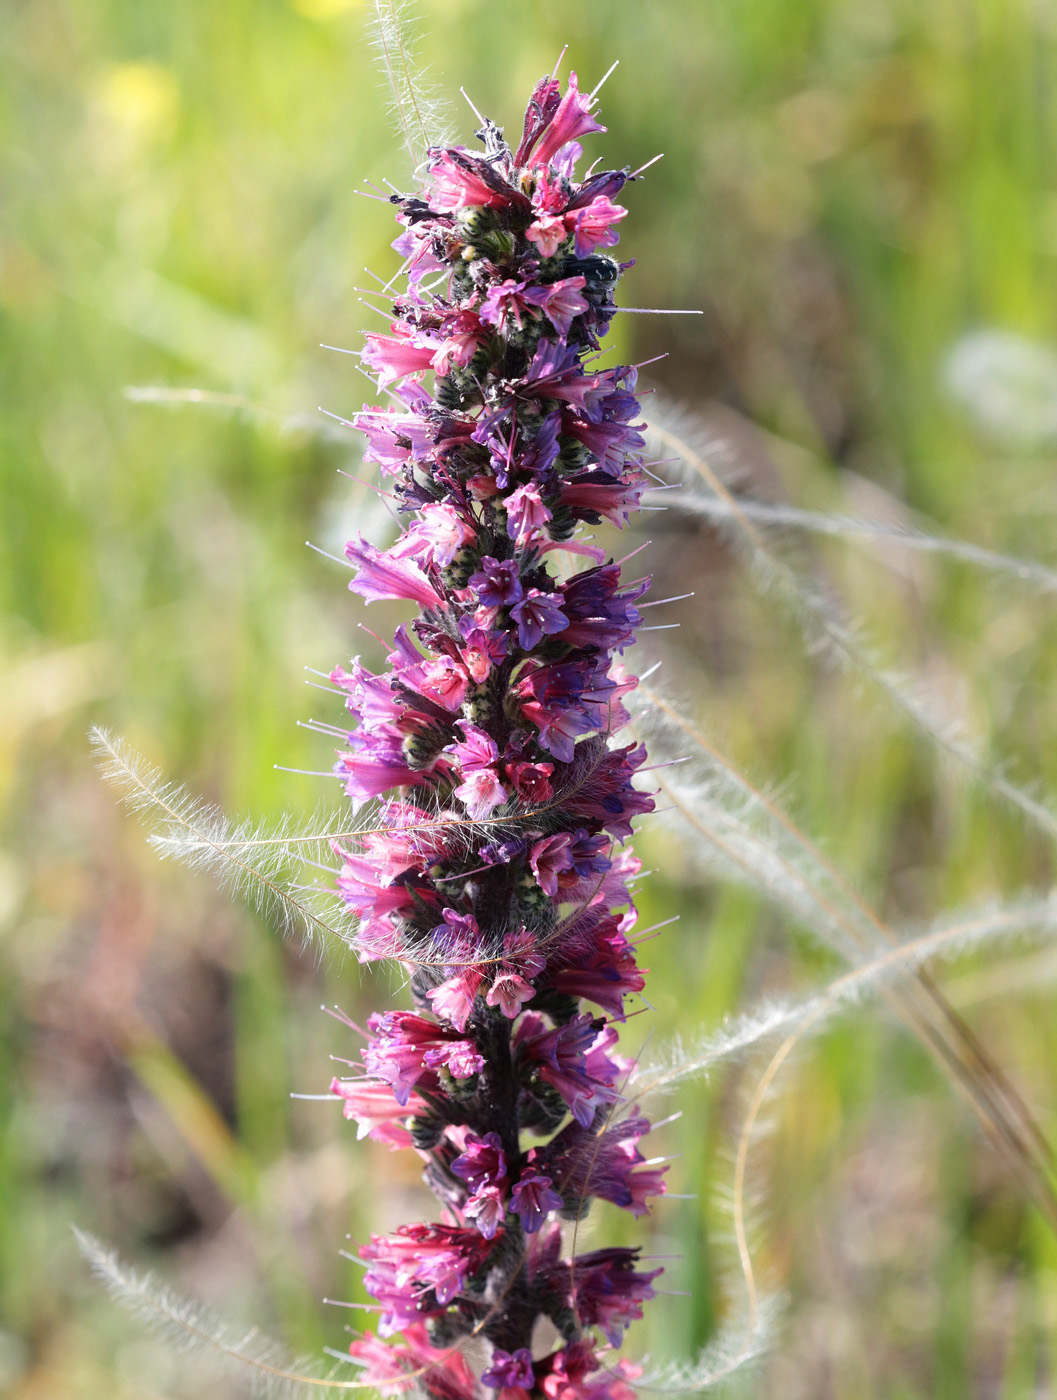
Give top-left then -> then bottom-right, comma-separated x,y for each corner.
3,0 -> 1057,1396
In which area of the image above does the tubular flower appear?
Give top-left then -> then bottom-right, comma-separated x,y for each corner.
328,65 -> 667,1400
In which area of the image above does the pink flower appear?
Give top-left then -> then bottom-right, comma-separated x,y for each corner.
527,71 -> 606,168
328,65 -> 666,1390
361,1223 -> 494,1333
486,969 -> 536,1018
392,502 -> 475,568
362,327 -> 440,387
506,481 -> 553,545
364,1011 -> 484,1104
414,656 -> 469,712
351,407 -> 433,475
457,624 -> 509,683
465,1184 -> 506,1239
426,970 -> 484,1033
480,279 -> 539,333
530,831 -> 577,895
447,720 -> 499,770
486,927 -> 547,1017
345,536 -> 442,609
531,165 -> 572,214
505,758 -> 555,805
348,1323 -> 478,1399
426,148 -> 514,210
453,766 -> 508,820
329,1075 -> 425,1150
431,309 -> 486,375
570,196 -> 627,256
526,213 -> 568,257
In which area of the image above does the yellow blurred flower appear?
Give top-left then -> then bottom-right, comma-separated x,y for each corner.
92,61 -> 180,149
291,0 -> 365,20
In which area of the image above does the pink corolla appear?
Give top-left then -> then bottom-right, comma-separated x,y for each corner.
525,71 -> 605,168
329,1075 -> 427,1149
345,536 -> 442,609
426,147 -> 515,210
362,326 -> 442,387
571,196 -> 628,255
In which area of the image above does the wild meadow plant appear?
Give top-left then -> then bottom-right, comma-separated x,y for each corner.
80,12 -> 1057,1398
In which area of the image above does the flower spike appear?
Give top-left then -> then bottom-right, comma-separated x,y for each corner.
329,64 -> 666,1398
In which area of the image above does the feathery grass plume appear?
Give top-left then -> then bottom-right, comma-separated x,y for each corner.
369,0 -> 454,171
629,684 -> 1057,1222
656,489 -> 1057,597
632,893 -> 1057,1102
645,403 -> 1057,844
74,1229 -> 364,1399
620,895 -> 1057,1392
90,726 -> 354,950
633,1295 -> 784,1395
122,384 -> 355,442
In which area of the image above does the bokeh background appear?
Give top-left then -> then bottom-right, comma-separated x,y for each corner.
4,1 -> 1057,1396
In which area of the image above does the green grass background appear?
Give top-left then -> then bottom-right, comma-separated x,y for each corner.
3,0 -> 1057,1395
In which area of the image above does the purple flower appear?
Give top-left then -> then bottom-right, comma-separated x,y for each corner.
523,276 -> 590,336
535,1114 -> 667,1216
510,588 -> 568,649
467,556 -> 523,607
482,1348 -> 535,1390
516,1013 -> 623,1127
510,1169 -> 563,1232
567,1248 -> 663,1347
451,1130 -> 508,1191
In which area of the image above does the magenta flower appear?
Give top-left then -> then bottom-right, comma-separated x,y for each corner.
362,326 -> 443,386
344,536 -> 442,609
570,196 -> 628,256
326,62 -> 666,1399
523,71 -> 606,168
